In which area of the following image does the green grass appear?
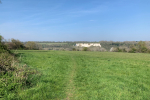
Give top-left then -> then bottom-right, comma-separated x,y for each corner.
15,50 -> 150,100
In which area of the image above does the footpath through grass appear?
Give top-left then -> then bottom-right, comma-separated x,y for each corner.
16,50 -> 150,100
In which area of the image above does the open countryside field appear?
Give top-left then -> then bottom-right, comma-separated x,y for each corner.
16,50 -> 150,100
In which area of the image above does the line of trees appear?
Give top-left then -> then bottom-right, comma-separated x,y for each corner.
111,41 -> 150,53
4,38 -> 42,50
129,41 -> 150,53
2,34 -> 150,53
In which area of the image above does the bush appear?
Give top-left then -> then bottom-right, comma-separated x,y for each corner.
129,47 -> 137,53
112,47 -> 121,52
136,41 -> 148,53
0,53 -> 15,75
0,52 -> 37,99
0,44 -> 10,53
72,48 -> 76,51
0,36 -> 11,53
82,47 -> 90,51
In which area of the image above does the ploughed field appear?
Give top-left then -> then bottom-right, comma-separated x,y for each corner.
17,50 -> 150,100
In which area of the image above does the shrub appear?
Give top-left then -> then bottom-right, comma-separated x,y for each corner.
129,47 -> 137,53
0,35 -> 11,53
0,52 -> 37,99
0,53 -> 15,75
136,41 -> 148,53
112,47 -> 121,52
82,47 -> 90,51
72,48 -> 76,51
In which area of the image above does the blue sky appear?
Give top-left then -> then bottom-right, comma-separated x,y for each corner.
0,0 -> 150,41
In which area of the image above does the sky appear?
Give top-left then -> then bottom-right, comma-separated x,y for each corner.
0,0 -> 150,41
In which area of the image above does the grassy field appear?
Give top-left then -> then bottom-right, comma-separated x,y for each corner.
15,50 -> 150,100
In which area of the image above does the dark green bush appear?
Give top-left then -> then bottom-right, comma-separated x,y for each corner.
0,35 -> 11,53
129,47 -> 137,53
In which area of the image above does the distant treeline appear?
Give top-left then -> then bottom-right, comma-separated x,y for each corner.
111,41 -> 150,53
31,41 -> 101,43
4,39 -> 42,50
99,41 -> 138,51
32,41 -> 138,51
2,34 -> 150,53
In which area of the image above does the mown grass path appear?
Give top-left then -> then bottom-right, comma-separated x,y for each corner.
66,56 -> 77,100
16,51 -> 150,100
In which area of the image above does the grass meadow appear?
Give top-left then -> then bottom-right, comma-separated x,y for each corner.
13,50 -> 150,100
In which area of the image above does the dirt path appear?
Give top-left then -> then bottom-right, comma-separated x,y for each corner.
65,57 -> 77,100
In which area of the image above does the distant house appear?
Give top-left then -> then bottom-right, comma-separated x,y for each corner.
76,43 -> 101,47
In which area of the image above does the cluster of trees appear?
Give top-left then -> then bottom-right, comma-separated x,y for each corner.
129,41 -> 150,53
6,39 -> 25,50
112,41 -> 150,53
99,41 -> 138,51
25,41 -> 42,50
4,39 -> 42,50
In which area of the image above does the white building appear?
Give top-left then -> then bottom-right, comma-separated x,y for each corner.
76,43 -> 101,47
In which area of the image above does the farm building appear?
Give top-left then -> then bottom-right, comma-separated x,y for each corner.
76,43 -> 101,47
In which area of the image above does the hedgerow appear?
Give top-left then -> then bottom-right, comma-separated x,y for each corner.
0,35 -> 37,99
